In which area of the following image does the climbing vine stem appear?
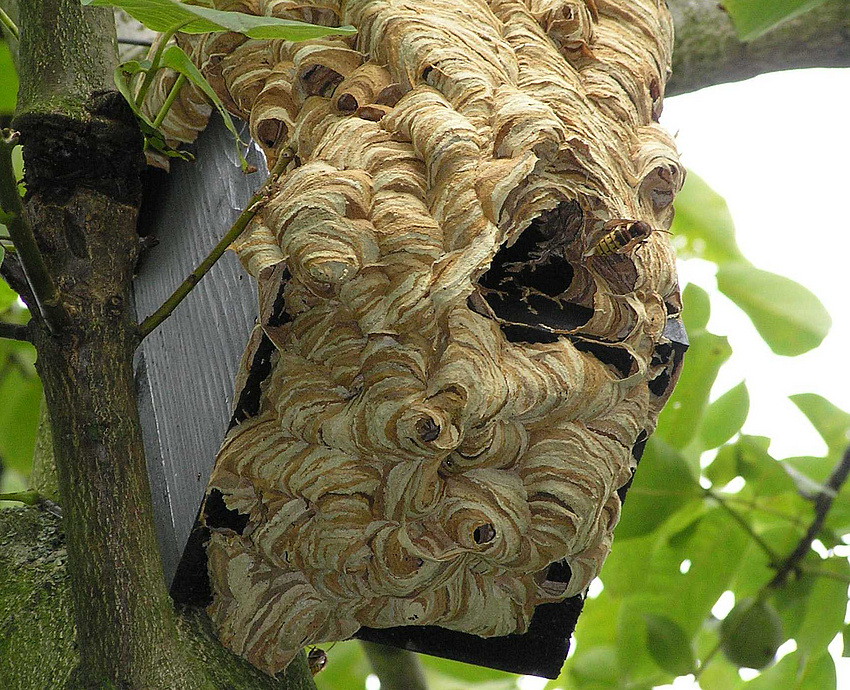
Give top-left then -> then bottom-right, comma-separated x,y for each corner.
0,130 -> 69,334
136,147 -> 295,341
0,7 -> 18,40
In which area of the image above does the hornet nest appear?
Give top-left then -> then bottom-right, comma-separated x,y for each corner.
144,0 -> 686,675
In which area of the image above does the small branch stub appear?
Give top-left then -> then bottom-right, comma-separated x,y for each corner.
0,130 -> 69,334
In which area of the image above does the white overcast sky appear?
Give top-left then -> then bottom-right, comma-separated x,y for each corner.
660,68 -> 850,462
653,67 -> 850,689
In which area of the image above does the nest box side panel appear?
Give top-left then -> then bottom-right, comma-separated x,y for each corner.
134,118 -> 265,583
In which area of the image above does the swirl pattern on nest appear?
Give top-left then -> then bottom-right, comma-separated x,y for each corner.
146,0 -> 685,675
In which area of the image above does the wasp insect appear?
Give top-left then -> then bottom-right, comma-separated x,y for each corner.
590,219 -> 659,257
307,646 -> 329,675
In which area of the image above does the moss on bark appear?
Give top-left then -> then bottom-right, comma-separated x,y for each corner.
0,507 -> 318,690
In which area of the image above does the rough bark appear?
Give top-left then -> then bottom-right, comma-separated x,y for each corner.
0,507 -> 318,690
7,1 -> 317,688
16,2 -> 201,686
668,0 -> 850,96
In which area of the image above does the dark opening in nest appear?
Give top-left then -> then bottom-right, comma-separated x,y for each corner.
472,200 -> 593,343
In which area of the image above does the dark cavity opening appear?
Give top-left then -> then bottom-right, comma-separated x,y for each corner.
473,523 -> 496,544
203,489 -> 249,535
545,560 -> 572,584
475,201 -> 592,343
572,339 -> 635,379
229,333 -> 276,428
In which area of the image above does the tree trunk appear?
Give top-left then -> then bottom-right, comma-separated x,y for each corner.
3,0 -> 316,688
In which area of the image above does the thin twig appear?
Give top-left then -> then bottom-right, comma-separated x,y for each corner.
0,7 -> 18,41
136,149 -> 294,341
693,640 -> 721,681
152,74 -> 187,129
0,131 -> 69,333
770,445 -> 850,588
704,488 -> 781,564
0,321 -> 30,342
720,494 -> 807,528
0,489 -> 40,505
134,20 -> 192,109
798,562 -> 850,585
118,37 -> 153,47
360,642 -> 428,690
0,490 -> 63,517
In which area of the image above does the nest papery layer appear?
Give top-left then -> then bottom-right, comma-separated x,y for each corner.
151,0 -> 686,675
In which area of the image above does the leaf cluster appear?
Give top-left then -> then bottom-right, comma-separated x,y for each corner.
546,174 -> 849,690
88,0 -> 355,169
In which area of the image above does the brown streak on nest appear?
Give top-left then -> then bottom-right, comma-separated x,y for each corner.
145,0 -> 685,676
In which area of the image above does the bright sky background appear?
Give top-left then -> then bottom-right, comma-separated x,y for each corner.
656,67 -> 850,690
661,68 -> 850,462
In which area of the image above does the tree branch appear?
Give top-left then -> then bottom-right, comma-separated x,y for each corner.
0,320 -> 30,341
137,148 -> 294,341
0,5 -> 18,40
0,131 -> 69,333
668,0 -> 850,97
770,444 -> 850,588
360,642 -> 429,690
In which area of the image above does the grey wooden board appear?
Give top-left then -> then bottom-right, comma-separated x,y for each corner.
134,116 -> 267,584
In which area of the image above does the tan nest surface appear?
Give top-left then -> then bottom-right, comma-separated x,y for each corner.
147,0 -> 685,675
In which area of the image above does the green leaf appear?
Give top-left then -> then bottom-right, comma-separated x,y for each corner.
722,0 -> 828,41
797,651 -> 837,690
82,0 -> 356,40
793,558 -> 850,654
656,328 -> 732,450
118,59 -> 153,76
739,650 -> 796,689
717,262 -> 830,356
667,508 -> 751,630
616,436 -> 700,539
699,381 -> 749,450
789,393 -> 850,458
569,645 -> 620,685
733,436 -> 794,497
0,276 -> 17,311
159,44 -> 252,171
730,526 -> 800,599
113,64 -> 156,127
741,650 -> 835,690
681,282 -> 710,333
0,358 -> 42,475
419,655 -> 517,685
705,443 -> 740,487
0,40 -> 18,115
671,172 -> 743,265
643,614 -> 696,676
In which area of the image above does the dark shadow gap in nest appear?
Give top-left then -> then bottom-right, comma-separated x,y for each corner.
473,200 -> 594,343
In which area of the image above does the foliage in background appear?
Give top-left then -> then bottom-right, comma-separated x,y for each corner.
721,0 -> 829,41
2,0 -> 849,687
0,43 -> 38,506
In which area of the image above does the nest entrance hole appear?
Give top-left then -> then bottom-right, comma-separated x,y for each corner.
473,200 -> 593,344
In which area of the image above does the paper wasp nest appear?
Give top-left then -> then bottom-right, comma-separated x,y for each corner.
148,0 -> 685,675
